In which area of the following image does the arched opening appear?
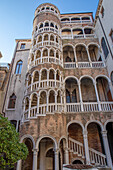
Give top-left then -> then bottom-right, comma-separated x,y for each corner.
22,138 -> 33,170
37,138 -> 55,170
88,45 -> 100,61
50,49 -> 54,57
71,17 -> 80,22
31,93 -> 37,107
73,28 -> 83,37
33,71 -> 39,82
82,17 -> 90,21
84,28 -> 93,35
72,160 -> 83,164
65,78 -> 79,103
46,7 -> 50,10
39,91 -> 47,105
106,122 -> 113,163
56,70 -> 60,81
33,39 -> 36,46
49,90 -> 55,103
44,34 -> 49,41
50,35 -> 54,41
57,91 -> 61,103
38,36 -> 42,42
96,77 -> 112,101
63,46 -> 75,62
50,23 -> 54,27
41,70 -> 47,80
31,54 -> 34,62
59,138 -> 67,169
43,49 -> 48,57
49,69 -> 54,79
87,122 -> 105,155
68,123 -> 84,163
56,51 -> 59,59
62,29 -> 71,37
56,36 -> 58,43
39,23 -> 43,29
36,50 -> 41,59
25,97 -> 29,110
76,45 -> 89,62
28,75 -> 32,86
61,18 -> 70,22
45,22 -> 49,27
81,78 -> 97,102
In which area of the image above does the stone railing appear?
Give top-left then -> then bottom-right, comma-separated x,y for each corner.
68,137 -> 85,158
61,34 -> 96,39
66,102 -> 113,113
32,41 -> 62,51
25,80 -> 62,94
64,61 -> 105,69
29,57 -> 63,69
68,137 -> 106,166
89,147 -> 106,166
33,27 -> 60,38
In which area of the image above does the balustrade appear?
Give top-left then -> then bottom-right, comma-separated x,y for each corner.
66,102 -> 113,113
68,137 -> 106,166
89,148 -> 106,166
68,137 -> 85,158
29,57 -> 62,68
64,61 -> 105,69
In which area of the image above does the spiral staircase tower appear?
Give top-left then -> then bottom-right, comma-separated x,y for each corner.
23,3 -> 64,122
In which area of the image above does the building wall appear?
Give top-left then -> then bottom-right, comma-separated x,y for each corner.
4,40 -> 31,128
95,0 -> 113,94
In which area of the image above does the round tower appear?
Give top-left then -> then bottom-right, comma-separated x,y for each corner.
23,3 -> 64,125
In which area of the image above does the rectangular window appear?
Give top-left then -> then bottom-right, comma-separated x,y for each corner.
20,43 -> 25,49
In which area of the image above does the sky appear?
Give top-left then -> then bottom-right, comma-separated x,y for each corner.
0,0 -> 99,63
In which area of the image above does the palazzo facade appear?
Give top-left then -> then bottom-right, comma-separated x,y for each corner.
3,2 -> 113,170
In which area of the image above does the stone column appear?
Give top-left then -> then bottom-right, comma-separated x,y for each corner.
86,47 -> 92,67
93,82 -> 101,111
64,148 -> 69,164
32,149 -> 38,170
101,131 -> 113,169
78,82 -> 83,111
28,99 -> 31,118
16,160 -> 22,170
83,130 -> 90,165
54,149 -> 59,170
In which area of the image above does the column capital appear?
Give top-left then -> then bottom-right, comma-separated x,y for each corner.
101,130 -> 107,137
83,130 -> 88,137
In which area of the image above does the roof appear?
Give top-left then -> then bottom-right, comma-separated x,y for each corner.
15,39 -> 31,43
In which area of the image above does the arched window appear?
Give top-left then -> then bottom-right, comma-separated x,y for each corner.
15,60 -> 23,74
101,37 -> 109,59
8,93 -> 16,108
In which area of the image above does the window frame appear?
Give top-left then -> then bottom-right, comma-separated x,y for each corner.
8,94 -> 16,109
15,60 -> 23,75
20,43 -> 25,49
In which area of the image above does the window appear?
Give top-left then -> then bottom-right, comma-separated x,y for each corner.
109,29 -> 113,43
101,6 -> 105,18
8,93 -> 16,109
101,37 -> 109,59
15,60 -> 23,74
20,43 -> 25,49
111,71 -> 113,85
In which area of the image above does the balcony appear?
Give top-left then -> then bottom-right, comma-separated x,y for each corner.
32,41 -> 62,51
64,61 -> 105,69
66,102 -> 113,113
